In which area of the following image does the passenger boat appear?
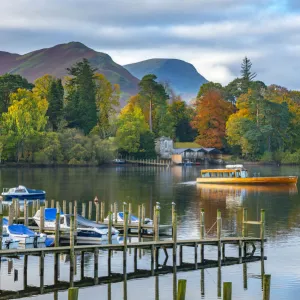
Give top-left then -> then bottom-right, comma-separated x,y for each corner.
196,165 -> 298,185
112,159 -> 126,164
3,218 -> 46,244
1,185 -> 46,201
33,208 -> 119,244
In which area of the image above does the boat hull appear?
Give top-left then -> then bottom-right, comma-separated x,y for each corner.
196,176 -> 298,185
2,193 -> 46,201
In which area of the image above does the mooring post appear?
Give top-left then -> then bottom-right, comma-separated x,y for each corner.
51,199 -> 55,209
128,203 -> 132,224
155,207 -> 160,241
54,253 -> 59,285
68,287 -> 79,300
141,203 -> 145,225
69,202 -> 72,215
263,274 -> 271,300
223,282 -> 232,300
16,199 -> 20,221
96,203 -> 99,223
74,201 -> 77,231
88,201 -> 92,220
32,200 -> 37,217
217,209 -> 222,262
94,248 -> 99,284
260,209 -> 265,256
56,201 -> 60,212
63,200 -> 67,214
100,201 -> 105,223
55,211 -> 60,247
201,269 -> 205,296
243,263 -> 248,289
40,206 -> 45,233
123,211 -> 128,277
123,202 -> 127,214
80,251 -> 85,280
37,199 -> 40,212
0,213 -> 3,250
8,204 -> 14,225
200,208 -> 205,263
23,255 -> 28,289
177,279 -> 187,300
172,202 -> 176,235
44,200 -> 48,209
242,208 -> 248,257
218,266 -> 222,298
108,211 -> 112,244
70,215 -> 75,287
114,202 -> 118,224
172,211 -> 177,269
138,205 -> 142,239
39,251 -> 45,293
24,200 -> 28,227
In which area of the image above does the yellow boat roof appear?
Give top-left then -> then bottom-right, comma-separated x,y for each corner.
201,168 -> 246,173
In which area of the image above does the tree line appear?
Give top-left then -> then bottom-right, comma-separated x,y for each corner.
1,57 -> 300,165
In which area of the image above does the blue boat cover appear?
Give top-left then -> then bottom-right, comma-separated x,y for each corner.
118,212 -> 139,222
8,224 -> 35,236
45,208 -> 63,221
45,238 -> 54,247
3,218 -> 8,226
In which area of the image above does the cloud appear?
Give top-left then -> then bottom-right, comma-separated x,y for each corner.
0,0 -> 300,89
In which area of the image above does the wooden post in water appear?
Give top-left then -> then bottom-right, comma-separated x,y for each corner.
40,206 -> 45,233
108,211 -> 112,244
74,201 -> 77,229
82,203 -> 86,218
114,202 -> 118,223
69,202 -> 72,215
32,200 -> 37,217
260,209 -> 265,256
242,208 -> 248,257
223,282 -> 232,300
24,200 -> 28,227
243,263 -> 248,290
8,204 -> 14,225
96,203 -> 99,223
51,199 -> 55,208
172,211 -> 177,269
16,199 -> 20,221
128,203 -> 132,224
44,200 -> 48,209
37,199 -> 40,212
217,209 -> 222,262
56,201 -> 60,212
138,205 -> 142,238
0,213 -> 3,250
54,253 -> 59,285
123,211 -> 128,277
39,251 -> 45,293
70,215 -> 75,287
94,248 -> 99,284
88,201 -> 92,220
263,274 -> 271,300
55,212 -> 60,247
155,207 -> 160,241
200,208 -> 205,262
100,201 -> 105,223
23,255 -> 28,289
63,200 -> 67,214
177,279 -> 187,300
68,287 -> 79,300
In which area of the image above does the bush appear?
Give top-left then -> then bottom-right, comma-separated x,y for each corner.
260,151 -> 273,163
281,150 -> 300,164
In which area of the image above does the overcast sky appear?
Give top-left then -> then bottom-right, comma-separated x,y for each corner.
1,0 -> 300,88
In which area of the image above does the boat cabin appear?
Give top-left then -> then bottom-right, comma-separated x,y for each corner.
201,165 -> 249,178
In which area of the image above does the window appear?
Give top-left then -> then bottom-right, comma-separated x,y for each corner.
164,141 -> 168,150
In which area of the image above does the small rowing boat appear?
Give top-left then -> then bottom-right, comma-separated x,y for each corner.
196,165 -> 298,185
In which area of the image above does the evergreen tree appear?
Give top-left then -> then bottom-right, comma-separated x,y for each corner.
47,79 -> 64,131
241,57 -> 256,93
65,59 -> 97,134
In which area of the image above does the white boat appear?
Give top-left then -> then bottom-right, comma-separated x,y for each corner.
2,185 -> 46,201
2,233 -> 19,249
33,208 -> 119,244
3,218 -> 46,244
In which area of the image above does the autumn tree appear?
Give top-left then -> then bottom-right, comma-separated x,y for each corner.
0,74 -> 33,113
94,73 -> 120,138
65,59 -> 97,134
1,89 -> 48,161
192,90 -> 234,148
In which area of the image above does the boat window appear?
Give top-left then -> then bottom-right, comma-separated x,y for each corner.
60,217 -> 64,225
223,172 -> 229,178
241,170 -> 248,178
236,171 -> 241,178
15,188 -> 26,193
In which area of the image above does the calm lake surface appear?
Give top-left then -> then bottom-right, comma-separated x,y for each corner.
0,165 -> 300,300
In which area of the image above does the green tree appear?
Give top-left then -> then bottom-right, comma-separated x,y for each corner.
0,74 -> 33,113
197,82 -> 223,98
65,59 -> 97,134
2,89 -> 48,161
241,57 -> 257,93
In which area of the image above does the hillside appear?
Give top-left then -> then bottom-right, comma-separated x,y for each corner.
0,42 -> 139,97
124,58 -> 208,100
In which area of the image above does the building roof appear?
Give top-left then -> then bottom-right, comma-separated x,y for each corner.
172,147 -> 221,154
174,142 -> 201,149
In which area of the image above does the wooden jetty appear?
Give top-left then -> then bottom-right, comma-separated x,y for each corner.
126,157 -> 171,167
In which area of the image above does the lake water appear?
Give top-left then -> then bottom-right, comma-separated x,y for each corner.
0,165 -> 300,299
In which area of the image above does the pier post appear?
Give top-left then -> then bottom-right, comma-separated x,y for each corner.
54,253 -> 59,285
16,199 -> 20,220
123,211 -> 128,278
172,211 -> 177,269
263,274 -> 271,300
88,201 -> 92,220
69,202 -> 72,215
114,202 -> 118,224
217,209 -> 222,262
37,199 -> 40,212
55,212 -> 60,247
94,248 -> 99,284
74,201 -> 77,231
172,202 -> 176,235
51,199 -> 55,208
201,269 -> 205,296
56,201 -> 60,212
40,206 -> 45,233
96,203 -> 99,223
32,200 -> 37,217
68,287 -> 79,300
39,251 -> 45,293
0,213 -> 3,250
8,204 -> 14,225
138,205 -> 142,238
142,203 -> 145,224
108,211 -> 112,244
177,279 -> 187,300
44,200 -> 48,209
70,215 -> 75,286
100,201 -> 105,223
200,208 -> 205,262
128,203 -> 132,224
223,282 -> 232,300
23,255 -> 28,289
242,208 -> 248,256
123,202 -> 127,214
155,207 -> 160,241
260,209 -> 265,256
63,200 -> 67,214
243,263 -> 248,289
218,266 -> 222,298
24,200 -> 28,227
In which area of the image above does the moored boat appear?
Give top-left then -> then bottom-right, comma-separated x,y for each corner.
196,165 -> 298,185
112,159 -> 126,164
1,185 -> 46,201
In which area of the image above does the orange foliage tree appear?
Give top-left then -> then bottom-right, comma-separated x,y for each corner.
191,90 -> 234,148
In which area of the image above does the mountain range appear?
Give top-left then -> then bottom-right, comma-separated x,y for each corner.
0,42 -> 208,103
